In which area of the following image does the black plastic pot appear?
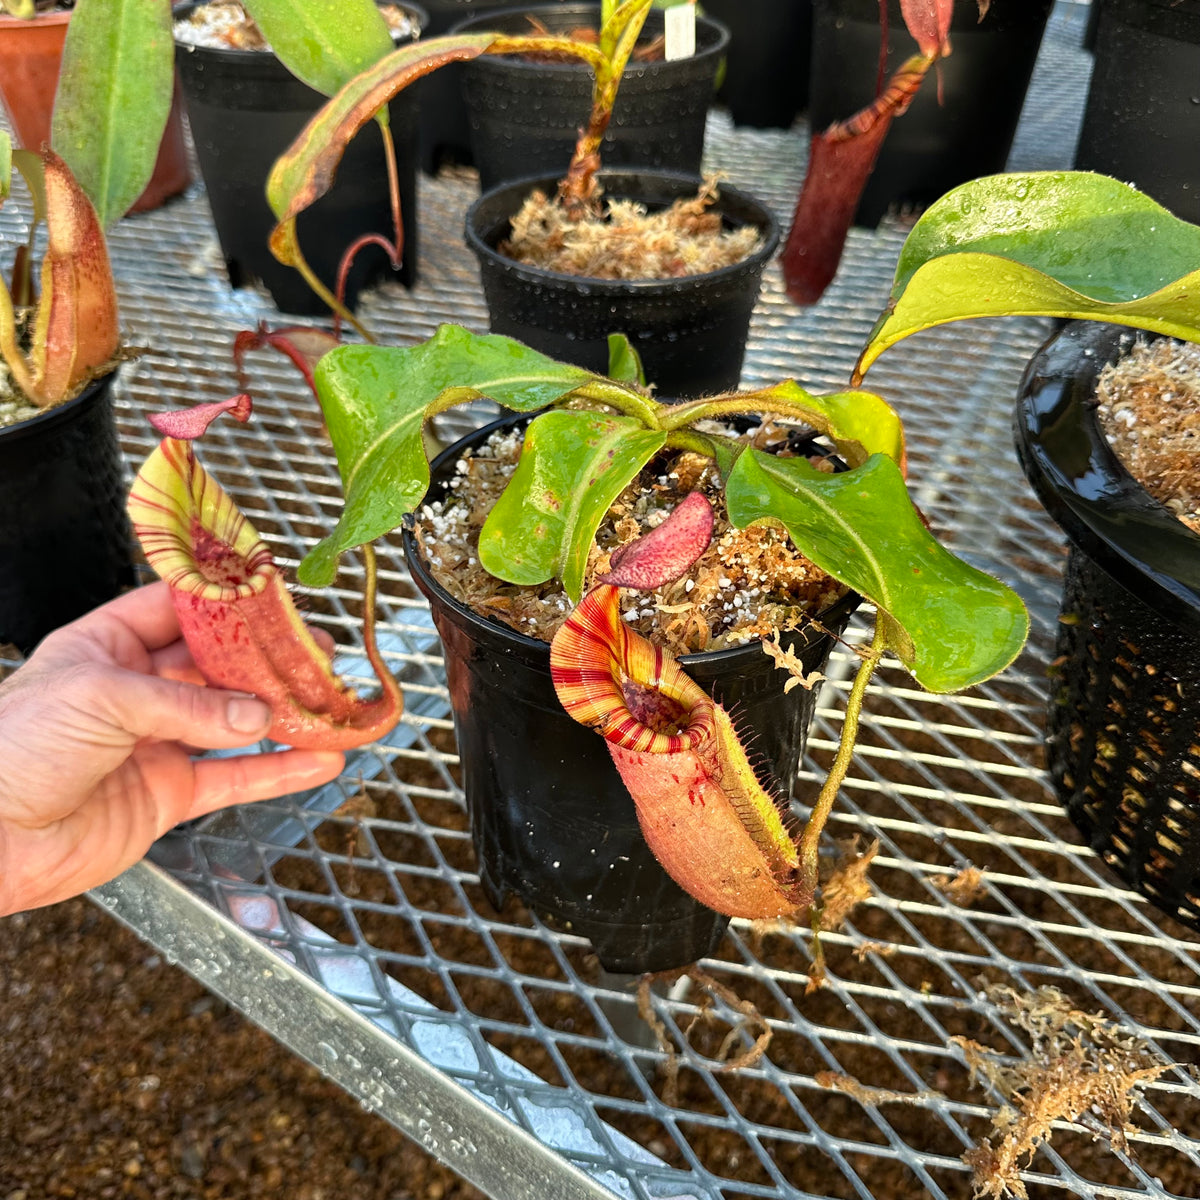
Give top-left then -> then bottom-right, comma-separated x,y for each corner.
809,0 -> 1053,227
0,371 -> 134,655
703,0 -> 812,130
405,414 -> 858,972
1014,322 -> 1200,934
464,170 -> 780,398
413,0 -> 527,173
174,3 -> 424,316
453,4 -> 728,192
1074,0 -> 1200,224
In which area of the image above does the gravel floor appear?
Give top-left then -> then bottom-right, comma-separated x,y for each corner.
0,898 -> 485,1200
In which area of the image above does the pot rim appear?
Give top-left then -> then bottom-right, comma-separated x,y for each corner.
172,0 -> 428,54
0,10 -> 71,26
1013,320 -> 1200,628
402,410 -> 860,669
450,2 -> 729,72
0,367 -> 119,445
464,168 -> 782,293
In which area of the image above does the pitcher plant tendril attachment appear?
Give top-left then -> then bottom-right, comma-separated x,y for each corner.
550,491 -> 887,923
128,396 -> 402,752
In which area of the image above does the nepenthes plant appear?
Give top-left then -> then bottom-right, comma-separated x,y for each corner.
239,0 -> 668,329
128,169 -> 1200,928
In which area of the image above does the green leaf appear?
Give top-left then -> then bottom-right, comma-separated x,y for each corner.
266,33 -> 496,259
746,381 -> 905,467
0,132 -> 10,201
479,410 -> 666,601
859,171 -> 1200,376
239,0 -> 395,100
51,0 -> 174,228
607,333 -> 646,386
11,149 -> 46,223
299,326 -> 597,587
726,449 -> 1028,692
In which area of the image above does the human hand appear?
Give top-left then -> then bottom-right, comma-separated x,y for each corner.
0,582 -> 345,916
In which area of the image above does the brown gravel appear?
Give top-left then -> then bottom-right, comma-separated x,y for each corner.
0,898 -> 485,1200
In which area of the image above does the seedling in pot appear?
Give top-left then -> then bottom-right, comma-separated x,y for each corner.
254,0 -> 672,328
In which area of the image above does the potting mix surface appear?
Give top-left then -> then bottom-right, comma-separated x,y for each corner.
4,4 -> 1200,1199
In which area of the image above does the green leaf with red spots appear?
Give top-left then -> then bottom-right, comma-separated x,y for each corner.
479,410 -> 666,602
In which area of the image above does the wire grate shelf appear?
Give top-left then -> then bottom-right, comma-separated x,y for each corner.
3,4 -> 1198,1197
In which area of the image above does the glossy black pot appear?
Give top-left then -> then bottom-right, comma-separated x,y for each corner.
809,0 -> 1052,227
412,0 -> 522,173
174,3 -> 424,315
404,414 -> 858,972
0,371 -> 134,655
464,170 -> 779,398
1014,322 -> 1200,934
453,4 -> 728,192
1074,0 -> 1200,224
703,0 -> 812,130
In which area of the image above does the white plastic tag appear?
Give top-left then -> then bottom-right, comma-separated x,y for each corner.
664,3 -> 696,61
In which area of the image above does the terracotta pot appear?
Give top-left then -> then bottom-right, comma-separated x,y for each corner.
0,11 -> 191,215
1014,322 -> 1200,935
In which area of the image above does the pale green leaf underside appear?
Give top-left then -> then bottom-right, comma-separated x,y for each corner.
52,0 -> 173,228
299,328 -> 597,586
860,171 -> 1200,375
726,449 -> 1028,692
479,410 -> 666,601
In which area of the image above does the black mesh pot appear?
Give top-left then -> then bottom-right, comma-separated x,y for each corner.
174,2 -> 424,315
809,0 -> 1053,227
453,4 -> 728,192
464,170 -> 779,398
1014,322 -> 1200,934
1074,0 -> 1200,224
404,414 -> 858,972
0,371 -> 134,655
703,0 -> 812,130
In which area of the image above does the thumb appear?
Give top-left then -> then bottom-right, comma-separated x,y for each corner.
83,668 -> 274,749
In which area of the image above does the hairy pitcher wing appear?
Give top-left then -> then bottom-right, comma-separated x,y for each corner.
549,494 -> 809,920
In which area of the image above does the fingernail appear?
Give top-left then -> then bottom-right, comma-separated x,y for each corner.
227,696 -> 272,734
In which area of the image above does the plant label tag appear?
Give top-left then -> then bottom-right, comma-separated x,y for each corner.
665,4 -> 696,61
